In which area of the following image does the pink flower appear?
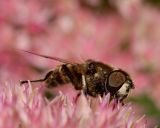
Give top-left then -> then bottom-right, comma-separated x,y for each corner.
0,82 -> 147,128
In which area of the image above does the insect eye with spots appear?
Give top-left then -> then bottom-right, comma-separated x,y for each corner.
108,70 -> 126,87
106,70 -> 127,94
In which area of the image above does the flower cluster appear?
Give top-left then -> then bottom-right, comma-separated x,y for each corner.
0,82 -> 146,128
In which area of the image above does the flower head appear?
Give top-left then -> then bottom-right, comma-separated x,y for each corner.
0,82 -> 146,128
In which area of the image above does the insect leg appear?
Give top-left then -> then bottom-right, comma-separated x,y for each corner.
20,79 -> 45,85
20,71 -> 54,86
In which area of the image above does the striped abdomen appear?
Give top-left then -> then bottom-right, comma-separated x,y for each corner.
44,64 -> 83,90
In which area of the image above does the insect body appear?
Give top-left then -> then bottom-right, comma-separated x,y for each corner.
20,50 -> 134,102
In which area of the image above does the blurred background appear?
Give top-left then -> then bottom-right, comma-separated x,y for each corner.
0,0 -> 160,127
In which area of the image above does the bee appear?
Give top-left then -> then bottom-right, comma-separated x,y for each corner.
20,50 -> 134,103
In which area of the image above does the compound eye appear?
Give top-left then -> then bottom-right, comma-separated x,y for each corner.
108,71 -> 126,87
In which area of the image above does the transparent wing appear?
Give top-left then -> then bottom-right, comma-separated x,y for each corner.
19,49 -> 75,64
